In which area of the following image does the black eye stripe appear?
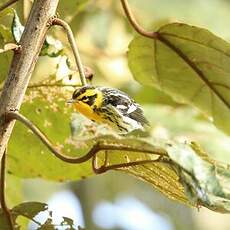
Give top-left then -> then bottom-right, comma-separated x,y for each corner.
83,94 -> 97,106
81,94 -> 97,100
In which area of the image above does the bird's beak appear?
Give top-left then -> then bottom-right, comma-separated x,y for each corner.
67,98 -> 75,104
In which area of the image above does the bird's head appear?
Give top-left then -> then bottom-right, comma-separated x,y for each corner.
68,85 -> 102,108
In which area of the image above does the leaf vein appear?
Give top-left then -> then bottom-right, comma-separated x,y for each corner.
157,34 -> 230,110
160,32 -> 230,59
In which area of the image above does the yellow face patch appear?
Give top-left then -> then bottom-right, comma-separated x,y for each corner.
73,88 -> 104,123
77,89 -> 103,107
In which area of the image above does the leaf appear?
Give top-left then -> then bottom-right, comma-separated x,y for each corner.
11,201 -> 76,229
40,35 -> 64,57
128,23 -> 230,135
113,149 -> 189,205
0,25 -> 12,83
9,11 -> 73,84
61,217 -> 75,229
0,43 -> 18,53
36,218 -> 54,230
11,11 -> 64,58
8,88 -> 93,181
7,85 -> 230,212
31,55 -> 73,83
166,142 -> 230,213
143,105 -> 230,162
6,174 -> 23,208
0,9 -> 20,83
5,79 -> 230,213
95,139 -> 230,213
0,7 -> 14,19
12,202 -> 48,221
11,9 -> 24,43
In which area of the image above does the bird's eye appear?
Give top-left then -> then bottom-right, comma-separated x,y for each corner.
81,96 -> 88,101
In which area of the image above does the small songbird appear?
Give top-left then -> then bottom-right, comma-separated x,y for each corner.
68,85 -> 149,134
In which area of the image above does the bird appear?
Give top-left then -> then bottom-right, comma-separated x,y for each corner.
68,85 -> 149,134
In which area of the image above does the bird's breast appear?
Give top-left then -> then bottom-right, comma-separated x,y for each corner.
74,102 -> 103,122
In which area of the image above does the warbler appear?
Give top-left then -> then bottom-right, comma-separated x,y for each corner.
68,85 -> 149,134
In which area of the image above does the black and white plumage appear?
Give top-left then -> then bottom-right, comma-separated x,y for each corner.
97,87 -> 149,133
70,85 -> 149,134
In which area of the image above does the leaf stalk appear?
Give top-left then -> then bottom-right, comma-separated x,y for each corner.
51,18 -> 87,86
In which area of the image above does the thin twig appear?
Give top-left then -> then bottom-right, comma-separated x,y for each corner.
0,149 -> 14,229
92,149 -> 170,174
0,0 -> 18,12
6,111 -> 166,164
22,0 -> 32,22
6,112 -> 95,163
0,83 -> 81,92
51,18 -> 87,86
1,65 -> 93,91
27,83 -> 81,89
93,156 -> 162,174
120,0 -> 157,39
0,65 -> 93,92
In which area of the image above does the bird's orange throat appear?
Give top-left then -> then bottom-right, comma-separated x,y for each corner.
74,101 -> 103,122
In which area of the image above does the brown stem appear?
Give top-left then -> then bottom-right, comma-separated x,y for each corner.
0,83 -> 81,92
22,0 -> 32,22
27,83 -> 81,89
0,149 -> 14,229
0,0 -> 60,161
6,111 -> 166,164
6,111 -> 95,163
93,157 -> 161,174
92,151 -> 170,174
0,0 -> 18,12
120,0 -> 157,39
51,18 -> 87,86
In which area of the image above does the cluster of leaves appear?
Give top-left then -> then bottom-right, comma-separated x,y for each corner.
1,0 -> 230,229
0,202 -> 80,229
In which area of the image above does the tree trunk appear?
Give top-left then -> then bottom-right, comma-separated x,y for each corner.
0,0 -> 59,161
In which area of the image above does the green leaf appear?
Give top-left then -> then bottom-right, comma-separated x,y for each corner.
8,88 -> 93,181
143,105 -> 230,162
6,174 -> 23,208
0,7 -> 15,30
0,25 -> 12,83
0,7 -> 14,19
36,218 -> 54,230
12,202 -> 48,221
10,10 -> 70,84
61,217 -> 75,229
5,95 -> 186,207
128,23 -> 230,135
11,201 -> 76,229
31,55 -> 73,84
7,86 -> 230,211
112,145 -> 189,205
40,35 -> 64,57
128,36 -> 158,87
166,142 -> 230,213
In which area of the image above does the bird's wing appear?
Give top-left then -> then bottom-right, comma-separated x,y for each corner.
100,87 -> 149,126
